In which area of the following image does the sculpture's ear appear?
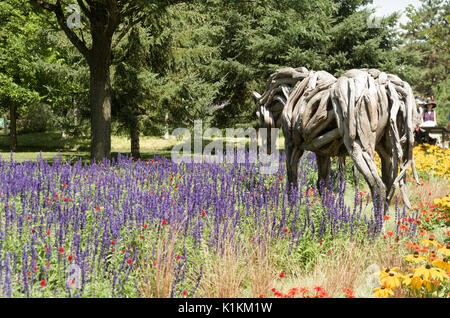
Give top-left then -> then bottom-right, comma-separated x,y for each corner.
252,91 -> 262,103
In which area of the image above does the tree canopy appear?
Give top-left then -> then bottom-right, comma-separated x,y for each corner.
0,0 -> 447,156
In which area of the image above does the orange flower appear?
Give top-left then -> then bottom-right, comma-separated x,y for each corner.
288,288 -> 299,297
418,229 -> 427,236
383,215 -> 390,220
387,232 -> 394,237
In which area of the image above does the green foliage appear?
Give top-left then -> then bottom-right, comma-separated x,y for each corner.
0,0 -> 41,110
3,0 -> 447,141
432,78 -> 450,127
401,0 -> 449,98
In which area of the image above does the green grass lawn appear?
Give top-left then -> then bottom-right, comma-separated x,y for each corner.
0,132 -> 180,163
0,131 -> 286,163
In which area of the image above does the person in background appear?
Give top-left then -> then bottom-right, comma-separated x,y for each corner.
415,96 -> 425,124
422,97 -> 437,124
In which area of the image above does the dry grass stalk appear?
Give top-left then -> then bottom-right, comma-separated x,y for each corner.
246,236 -> 276,297
197,241 -> 246,298
138,229 -> 179,298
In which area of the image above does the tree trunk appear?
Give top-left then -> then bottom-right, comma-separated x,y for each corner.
3,113 -> 8,136
164,112 -> 169,140
89,37 -> 112,161
130,118 -> 140,160
9,104 -> 17,152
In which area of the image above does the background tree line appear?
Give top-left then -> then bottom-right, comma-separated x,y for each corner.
0,0 -> 448,160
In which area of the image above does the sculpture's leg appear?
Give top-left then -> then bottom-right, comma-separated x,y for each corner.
376,143 -> 393,209
337,156 -> 346,180
346,142 -> 387,215
266,125 -> 272,155
353,164 -> 360,187
316,154 -> 331,196
285,141 -> 303,190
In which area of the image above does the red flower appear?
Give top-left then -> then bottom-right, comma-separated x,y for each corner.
144,224 -> 148,229
280,272 -> 285,278
112,240 -> 116,245
183,290 -> 187,297
96,206 -> 101,210
40,280 -> 46,287
202,211 -> 206,217
46,231 -> 50,236
387,232 -> 394,237
68,255 -> 73,261
177,254 -> 181,260
383,215 -> 390,220
259,294 -> 264,298
59,247 -> 64,253
127,258 -> 132,265
162,219 -> 167,226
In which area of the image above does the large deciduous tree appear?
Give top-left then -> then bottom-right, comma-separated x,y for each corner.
0,0 -> 41,151
31,0 -> 184,160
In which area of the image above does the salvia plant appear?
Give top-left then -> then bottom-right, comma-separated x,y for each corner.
0,151 -> 416,297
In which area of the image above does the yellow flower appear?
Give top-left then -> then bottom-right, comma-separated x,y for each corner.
420,238 -> 441,248
423,279 -> 434,292
376,267 -> 400,280
405,252 -> 427,263
374,286 -> 394,298
432,258 -> 450,271
403,274 -> 423,291
437,244 -> 450,257
380,272 -> 403,289
413,264 -> 449,281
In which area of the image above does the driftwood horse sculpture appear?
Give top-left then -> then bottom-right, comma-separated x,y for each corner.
253,67 -> 422,211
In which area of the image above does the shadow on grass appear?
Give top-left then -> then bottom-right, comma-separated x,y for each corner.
0,132 -> 90,152
0,132 -> 285,165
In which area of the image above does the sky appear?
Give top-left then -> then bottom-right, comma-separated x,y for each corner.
366,0 -> 423,25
